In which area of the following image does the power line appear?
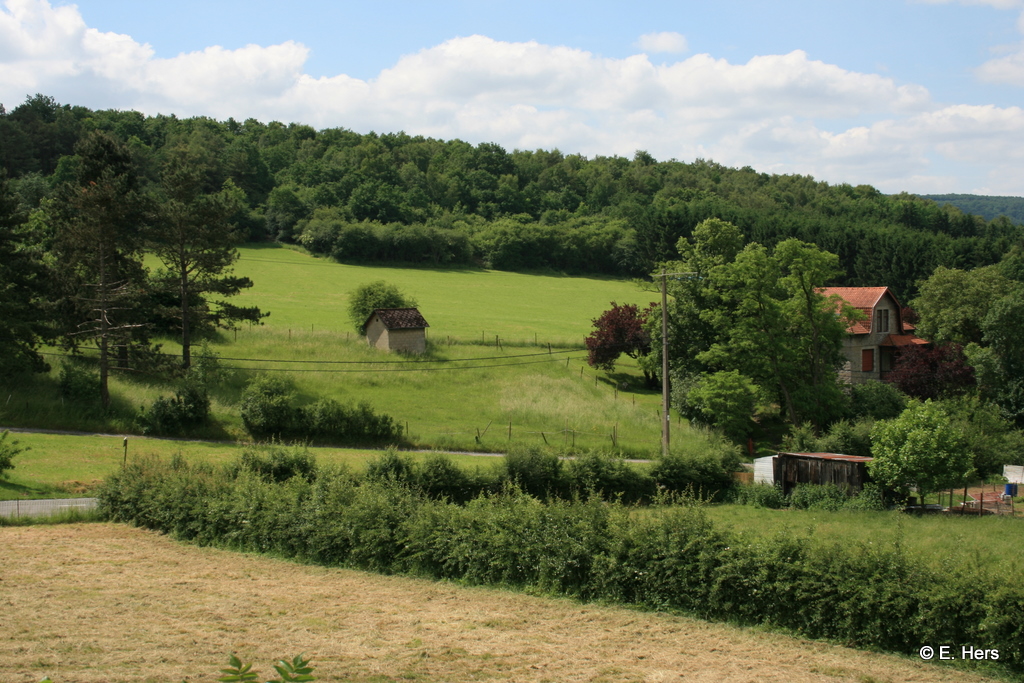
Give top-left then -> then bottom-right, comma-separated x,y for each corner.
44,347 -> 575,365
38,350 -> 589,374
219,356 -> 586,373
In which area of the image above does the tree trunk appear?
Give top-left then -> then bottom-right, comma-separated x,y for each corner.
181,266 -> 191,370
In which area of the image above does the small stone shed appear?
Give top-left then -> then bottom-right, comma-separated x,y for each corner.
364,308 -> 429,354
771,452 -> 873,496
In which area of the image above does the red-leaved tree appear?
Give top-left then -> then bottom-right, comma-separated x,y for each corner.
886,343 -> 975,400
585,302 -> 657,386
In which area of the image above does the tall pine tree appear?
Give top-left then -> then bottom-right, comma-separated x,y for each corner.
52,132 -> 149,408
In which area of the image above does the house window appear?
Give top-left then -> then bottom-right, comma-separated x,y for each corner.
876,309 -> 889,333
862,349 -> 874,373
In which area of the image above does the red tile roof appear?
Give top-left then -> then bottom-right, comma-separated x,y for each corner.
368,308 -> 430,330
821,286 -> 905,335
821,287 -> 889,310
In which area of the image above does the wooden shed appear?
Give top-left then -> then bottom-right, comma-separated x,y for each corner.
364,308 -> 429,354
773,452 -> 873,496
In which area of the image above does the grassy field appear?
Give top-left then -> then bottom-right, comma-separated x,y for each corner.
0,431 -> 510,500
706,503 -> 1024,576
231,243 -> 657,344
0,523 -> 997,683
1,243 -> 697,458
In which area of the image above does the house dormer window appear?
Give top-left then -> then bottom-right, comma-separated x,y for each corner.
876,309 -> 889,333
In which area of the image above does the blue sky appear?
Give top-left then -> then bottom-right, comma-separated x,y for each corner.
2,0 -> 1023,195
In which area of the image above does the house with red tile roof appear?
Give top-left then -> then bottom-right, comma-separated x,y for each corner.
821,287 -> 928,384
364,308 -> 430,354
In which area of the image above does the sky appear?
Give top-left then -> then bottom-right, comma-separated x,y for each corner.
1,0 -> 1023,195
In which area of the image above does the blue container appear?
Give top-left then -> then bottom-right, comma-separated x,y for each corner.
1005,483 -> 1018,497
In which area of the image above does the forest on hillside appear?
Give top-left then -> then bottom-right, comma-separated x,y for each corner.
919,194 -> 1024,225
2,93 -> 1022,299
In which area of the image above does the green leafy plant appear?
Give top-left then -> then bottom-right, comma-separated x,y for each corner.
217,652 -> 315,682
0,429 -> 26,477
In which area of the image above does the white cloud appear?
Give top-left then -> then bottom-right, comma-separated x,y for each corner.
977,48 -> 1024,85
637,31 -> 688,54
0,0 -> 1021,194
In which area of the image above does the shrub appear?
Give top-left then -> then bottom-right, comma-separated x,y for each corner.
364,449 -> 416,485
233,443 -> 318,483
240,376 -> 300,439
302,398 -> 402,444
417,453 -> 478,502
849,380 -> 907,421
732,482 -> 786,508
58,360 -> 99,403
0,430 -> 25,477
649,439 -> 738,497
789,483 -> 847,511
503,445 -> 564,498
567,451 -> 651,502
815,418 -> 874,457
843,482 -> 887,511
141,380 -> 210,436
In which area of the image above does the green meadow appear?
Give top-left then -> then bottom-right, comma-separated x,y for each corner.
231,243 -> 657,344
2,244 -> 694,495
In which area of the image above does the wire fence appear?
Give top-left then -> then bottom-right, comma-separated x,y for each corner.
0,498 -> 98,519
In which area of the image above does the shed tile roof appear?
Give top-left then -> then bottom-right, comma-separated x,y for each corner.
368,308 -> 430,330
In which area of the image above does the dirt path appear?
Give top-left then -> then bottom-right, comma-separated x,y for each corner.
0,524 -> 991,683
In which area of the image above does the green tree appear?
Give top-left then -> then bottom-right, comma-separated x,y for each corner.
869,400 -> 975,502
347,281 -> 417,334
0,172 -> 50,378
51,132 -> 149,408
663,218 -> 744,377
679,370 -> 760,442
699,239 -> 853,428
150,143 -> 266,369
911,265 -> 1009,345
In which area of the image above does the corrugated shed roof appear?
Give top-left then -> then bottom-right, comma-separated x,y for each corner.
368,308 -> 430,330
778,452 -> 874,463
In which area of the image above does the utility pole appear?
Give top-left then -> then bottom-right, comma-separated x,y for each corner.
654,270 -> 695,458
661,269 -> 670,457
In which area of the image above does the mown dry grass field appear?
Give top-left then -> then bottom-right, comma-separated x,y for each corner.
1,524 -> 996,683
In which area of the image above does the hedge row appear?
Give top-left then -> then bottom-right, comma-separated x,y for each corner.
98,452 -> 1024,674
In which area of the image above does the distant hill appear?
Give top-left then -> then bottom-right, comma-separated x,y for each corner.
919,194 -> 1024,224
